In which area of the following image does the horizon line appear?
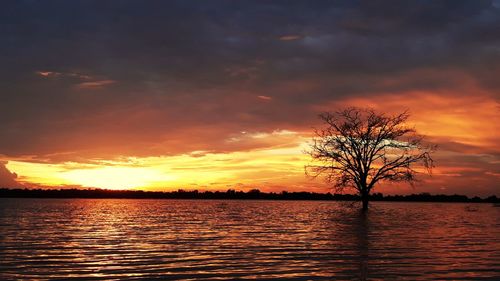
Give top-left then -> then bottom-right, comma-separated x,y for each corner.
1,187 -> 498,203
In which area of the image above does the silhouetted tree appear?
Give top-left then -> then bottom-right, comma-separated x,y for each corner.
306,107 -> 435,211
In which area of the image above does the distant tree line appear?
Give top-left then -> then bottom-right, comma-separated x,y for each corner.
0,188 -> 498,203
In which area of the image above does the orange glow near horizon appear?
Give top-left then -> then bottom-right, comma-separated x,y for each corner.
60,167 -> 177,190
5,142 -> 314,192
3,91 -> 499,196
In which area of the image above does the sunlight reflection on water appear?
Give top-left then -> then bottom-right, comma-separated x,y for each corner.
0,199 -> 499,280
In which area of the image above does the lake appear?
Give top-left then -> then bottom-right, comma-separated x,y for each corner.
0,199 -> 498,280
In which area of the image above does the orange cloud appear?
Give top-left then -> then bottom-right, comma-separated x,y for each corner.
35,71 -> 61,77
36,70 -> 92,80
279,35 -> 302,41
257,95 -> 272,101
76,80 -> 116,89
326,91 -> 499,152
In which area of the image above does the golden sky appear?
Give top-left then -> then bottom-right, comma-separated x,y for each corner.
3,88 -> 498,196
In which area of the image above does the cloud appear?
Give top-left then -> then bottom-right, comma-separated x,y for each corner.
76,80 -> 116,89
36,70 -> 91,80
35,70 -> 114,89
36,71 -> 61,77
257,95 -> 272,101
1,1 -> 498,162
0,161 -> 23,188
0,1 -> 499,195
278,35 -> 302,41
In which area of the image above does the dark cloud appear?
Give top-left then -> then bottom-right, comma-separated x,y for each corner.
0,0 -> 499,161
0,161 -> 22,188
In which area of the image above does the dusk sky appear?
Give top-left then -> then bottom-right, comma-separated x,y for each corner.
0,0 -> 499,196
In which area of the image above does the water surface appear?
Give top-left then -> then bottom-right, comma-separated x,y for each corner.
0,199 -> 499,280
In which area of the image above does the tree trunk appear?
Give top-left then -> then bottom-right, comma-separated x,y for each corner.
358,183 -> 370,213
362,197 -> 369,212
361,187 -> 369,212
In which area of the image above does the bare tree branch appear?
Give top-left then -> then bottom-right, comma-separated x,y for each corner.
305,107 -> 435,211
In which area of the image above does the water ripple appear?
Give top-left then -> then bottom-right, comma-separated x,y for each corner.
1,199 -> 499,280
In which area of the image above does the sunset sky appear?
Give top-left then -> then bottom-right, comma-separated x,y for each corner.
0,1 -> 499,196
